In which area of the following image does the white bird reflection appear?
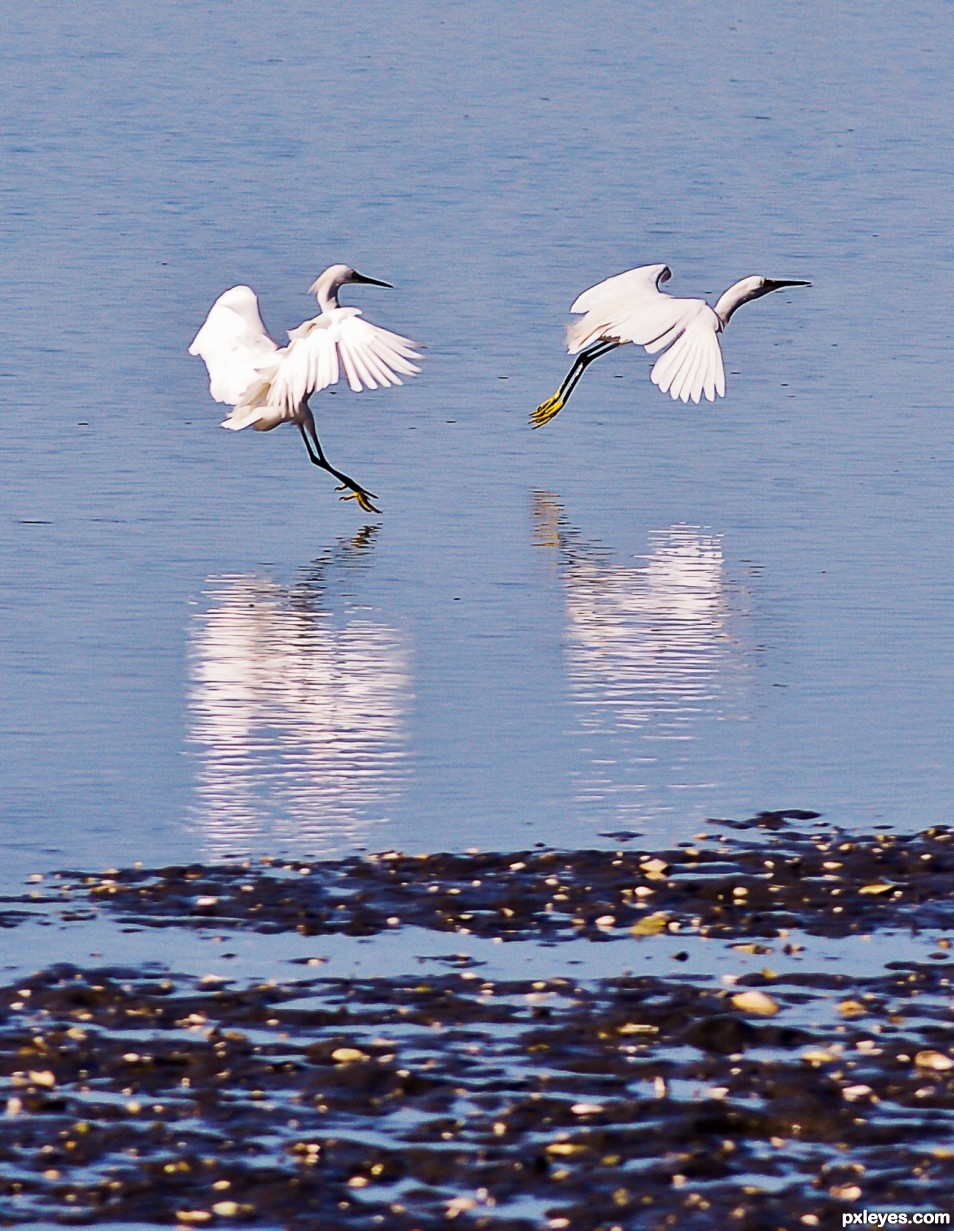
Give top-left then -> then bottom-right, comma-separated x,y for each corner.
187,528 -> 412,856
533,493 -> 752,827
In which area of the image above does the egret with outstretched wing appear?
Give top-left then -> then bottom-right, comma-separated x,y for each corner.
190,264 -> 423,512
532,264 -> 808,427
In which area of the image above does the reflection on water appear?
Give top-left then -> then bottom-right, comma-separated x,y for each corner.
533,494 -> 752,826
187,529 -> 412,855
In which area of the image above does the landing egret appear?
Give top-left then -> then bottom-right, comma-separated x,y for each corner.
189,264 -> 423,512
531,264 -> 809,427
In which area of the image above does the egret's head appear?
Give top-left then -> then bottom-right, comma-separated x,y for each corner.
727,276 -> 812,306
714,275 -> 810,326
759,276 -> 812,296
309,264 -> 392,308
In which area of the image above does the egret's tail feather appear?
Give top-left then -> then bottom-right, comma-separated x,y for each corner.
221,412 -> 258,431
531,392 -> 565,429
566,318 -> 606,354
221,405 -> 265,431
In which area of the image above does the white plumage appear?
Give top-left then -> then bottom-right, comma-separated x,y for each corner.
189,264 -> 423,512
189,285 -> 280,407
532,263 -> 809,427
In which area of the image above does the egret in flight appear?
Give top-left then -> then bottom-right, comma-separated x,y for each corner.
189,264 -> 423,512
531,264 -> 809,428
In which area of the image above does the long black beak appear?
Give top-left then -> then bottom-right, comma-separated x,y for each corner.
350,271 -> 393,289
765,278 -> 811,291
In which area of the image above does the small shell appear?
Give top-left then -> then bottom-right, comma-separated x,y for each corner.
731,990 -> 780,1017
915,1050 -> 954,1071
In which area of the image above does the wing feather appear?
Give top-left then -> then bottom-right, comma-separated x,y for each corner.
206,302 -> 423,422
649,334 -> 685,396
671,329 -> 705,402
368,332 -> 419,376
348,333 -> 380,389
305,338 -> 317,397
264,337 -> 312,413
316,336 -> 330,392
650,314 -> 725,404
337,335 -> 364,393
334,312 -> 422,393
569,264 -> 670,318
358,344 -> 398,388
564,264 -> 726,403
566,265 -> 683,353
189,286 -> 280,405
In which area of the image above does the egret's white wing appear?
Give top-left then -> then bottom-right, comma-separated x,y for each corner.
649,310 -> 725,403
189,286 -> 280,405
567,265 -> 677,353
570,264 -> 670,319
269,308 -> 422,407
567,264 -> 726,403
331,312 -> 423,394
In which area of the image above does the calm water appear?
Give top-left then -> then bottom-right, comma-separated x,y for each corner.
1,2 -> 953,893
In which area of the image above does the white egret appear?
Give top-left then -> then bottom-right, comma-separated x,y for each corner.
189,264 -> 423,512
531,264 -> 809,427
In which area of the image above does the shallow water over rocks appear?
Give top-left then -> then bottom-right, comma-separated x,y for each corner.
2,821 -> 953,1227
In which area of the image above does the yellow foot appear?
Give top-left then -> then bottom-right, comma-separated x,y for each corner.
530,393 -> 564,429
336,484 -> 381,515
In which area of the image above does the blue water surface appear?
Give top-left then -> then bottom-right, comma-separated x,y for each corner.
1,1 -> 952,896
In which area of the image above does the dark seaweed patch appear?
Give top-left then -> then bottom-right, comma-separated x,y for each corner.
27,824 -> 954,945
2,826 -> 953,1227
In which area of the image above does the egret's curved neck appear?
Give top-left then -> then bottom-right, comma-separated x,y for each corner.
311,271 -> 343,314
713,279 -> 761,328
315,285 -> 340,314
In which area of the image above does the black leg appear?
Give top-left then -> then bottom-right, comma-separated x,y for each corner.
298,411 -> 381,515
531,340 -> 621,428
560,339 -> 619,400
